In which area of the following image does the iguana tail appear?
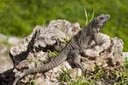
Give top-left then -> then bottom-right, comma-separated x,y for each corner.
13,52 -> 67,85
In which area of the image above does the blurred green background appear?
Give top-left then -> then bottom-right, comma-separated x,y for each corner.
0,0 -> 128,51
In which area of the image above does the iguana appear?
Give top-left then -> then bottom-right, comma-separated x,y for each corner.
13,14 -> 110,85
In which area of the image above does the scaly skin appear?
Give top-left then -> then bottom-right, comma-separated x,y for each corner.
13,14 -> 110,85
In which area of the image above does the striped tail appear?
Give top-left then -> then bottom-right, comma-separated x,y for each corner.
13,54 -> 67,85
26,55 -> 66,74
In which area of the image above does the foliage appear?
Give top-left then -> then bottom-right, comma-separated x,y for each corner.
68,76 -> 95,85
0,0 -> 128,50
57,68 -> 71,82
56,59 -> 128,85
48,50 -> 59,58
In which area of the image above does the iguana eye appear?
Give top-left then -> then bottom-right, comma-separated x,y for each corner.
99,17 -> 104,20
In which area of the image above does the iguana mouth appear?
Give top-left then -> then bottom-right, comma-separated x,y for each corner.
94,14 -> 110,33
103,14 -> 110,23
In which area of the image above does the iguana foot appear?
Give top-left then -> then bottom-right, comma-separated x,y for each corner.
69,50 -> 85,72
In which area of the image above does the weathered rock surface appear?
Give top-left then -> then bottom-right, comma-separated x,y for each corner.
0,33 -> 21,45
10,20 -> 80,65
0,45 -> 14,85
8,36 -> 22,45
123,52 -> 128,59
82,37 -> 123,71
0,34 -> 7,42
0,45 -> 13,74
9,20 -> 81,84
0,19 -> 124,85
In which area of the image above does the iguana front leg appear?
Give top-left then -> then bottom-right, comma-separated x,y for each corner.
81,33 -> 111,58
68,50 -> 85,72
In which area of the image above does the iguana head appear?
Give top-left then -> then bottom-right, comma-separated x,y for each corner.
92,14 -> 110,33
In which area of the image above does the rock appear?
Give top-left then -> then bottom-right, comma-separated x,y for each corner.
9,20 -> 80,84
69,68 -> 82,79
0,55 -> 13,73
10,20 -> 80,65
8,36 -> 22,45
0,45 -> 13,73
83,33 -> 111,57
0,45 -> 8,54
0,33 -> 7,42
0,33 -> 21,45
82,36 -> 123,71
30,76 -> 46,85
123,52 -> 128,59
9,19 -> 124,85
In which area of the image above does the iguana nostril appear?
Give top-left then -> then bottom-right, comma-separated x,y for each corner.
106,15 -> 110,19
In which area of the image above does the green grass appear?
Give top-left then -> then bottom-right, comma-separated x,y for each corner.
55,59 -> 128,85
0,0 -> 128,51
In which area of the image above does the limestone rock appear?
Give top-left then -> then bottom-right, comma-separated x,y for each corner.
8,36 -> 21,45
10,20 -> 80,65
0,45 -> 13,73
0,33 -> 7,42
9,19 -> 124,85
123,52 -> 128,59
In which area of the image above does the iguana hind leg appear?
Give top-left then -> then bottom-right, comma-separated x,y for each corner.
68,50 -> 85,72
